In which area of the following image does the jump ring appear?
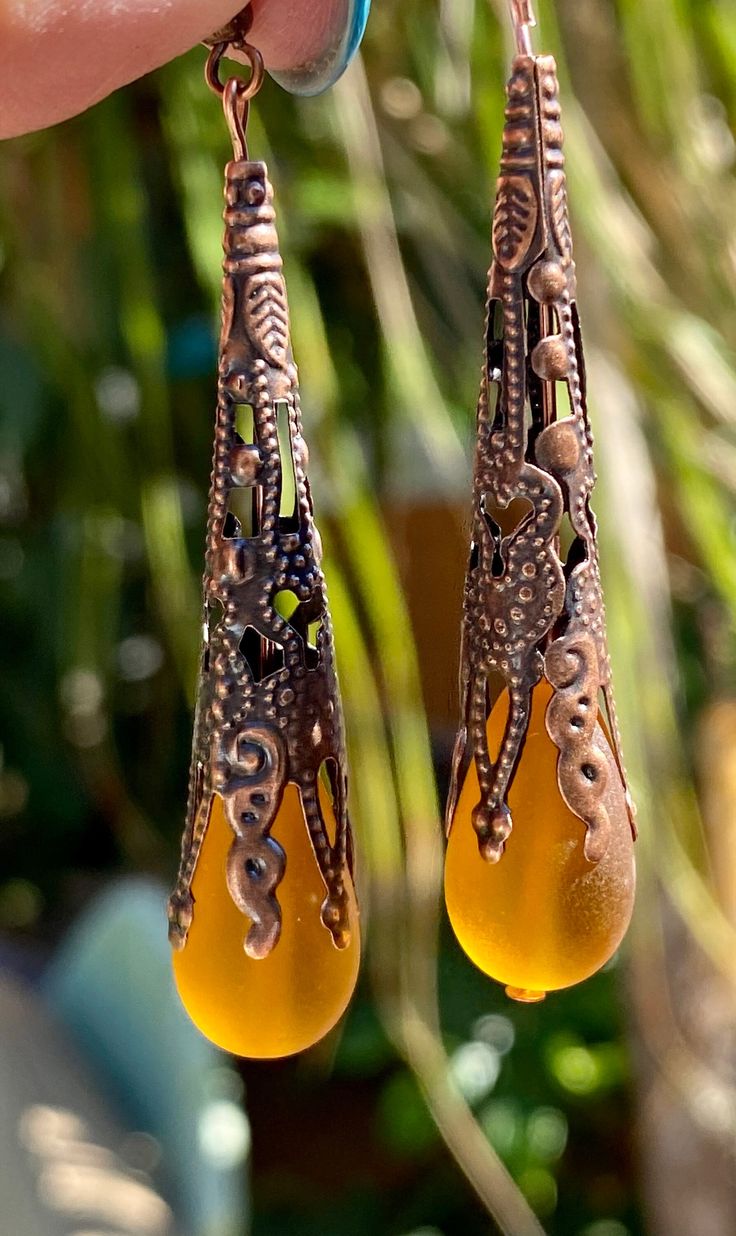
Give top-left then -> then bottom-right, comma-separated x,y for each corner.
205,40 -> 265,101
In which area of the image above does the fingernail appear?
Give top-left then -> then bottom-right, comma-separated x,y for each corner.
269,0 -> 371,96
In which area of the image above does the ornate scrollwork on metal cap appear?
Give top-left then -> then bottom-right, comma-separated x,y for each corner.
169,162 -> 354,957
447,55 -> 635,866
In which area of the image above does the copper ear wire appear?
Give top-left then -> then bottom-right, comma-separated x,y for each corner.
508,0 -> 536,56
205,14 -> 265,160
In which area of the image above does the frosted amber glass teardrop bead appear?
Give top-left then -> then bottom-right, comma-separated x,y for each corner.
445,680 -> 635,1000
173,785 -> 360,1058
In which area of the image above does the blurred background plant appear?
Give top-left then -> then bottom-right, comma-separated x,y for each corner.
1,0 -> 735,1234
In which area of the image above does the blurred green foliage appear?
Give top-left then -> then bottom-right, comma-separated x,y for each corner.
1,1 -> 736,1234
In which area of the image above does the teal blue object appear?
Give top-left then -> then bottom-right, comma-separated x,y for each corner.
270,0 -> 372,95
42,879 -> 249,1236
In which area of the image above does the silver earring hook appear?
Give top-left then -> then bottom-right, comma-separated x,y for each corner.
508,0 -> 536,56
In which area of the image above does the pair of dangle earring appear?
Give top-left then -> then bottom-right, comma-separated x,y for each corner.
169,1 -> 636,1060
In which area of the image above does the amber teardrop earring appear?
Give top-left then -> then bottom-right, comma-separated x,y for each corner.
168,14 -> 360,1058
445,0 -> 636,1003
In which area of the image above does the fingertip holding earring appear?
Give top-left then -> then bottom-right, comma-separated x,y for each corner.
268,0 -> 372,95
211,1 -> 372,97
169,25 -> 360,1059
444,2 -> 636,1003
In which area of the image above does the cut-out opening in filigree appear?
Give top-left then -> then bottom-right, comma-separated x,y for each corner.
489,519 -> 505,578
529,300 -> 561,345
485,671 -> 508,761
319,759 -> 336,803
557,514 -> 580,563
276,401 -> 298,529
274,588 -> 300,622
555,382 -> 573,420
274,589 -> 322,670
525,303 -> 568,438
597,687 -> 608,721
191,759 -> 205,815
487,300 -> 505,379
203,599 -> 225,673
453,670 -> 514,795
226,405 -> 262,537
482,494 -> 534,538
528,377 -> 573,447
570,304 -> 587,400
318,757 -> 340,846
225,430 -> 259,542
234,403 -> 255,443
223,491 -> 257,539
480,495 -> 535,578
488,300 -> 506,431
239,625 -> 285,683
307,620 -> 321,661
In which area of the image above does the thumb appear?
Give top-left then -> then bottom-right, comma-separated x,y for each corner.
0,0 -> 346,139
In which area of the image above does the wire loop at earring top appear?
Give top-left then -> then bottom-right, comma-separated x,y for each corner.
222,76 -> 257,161
205,39 -> 265,102
508,0 -> 536,56
205,34 -> 265,161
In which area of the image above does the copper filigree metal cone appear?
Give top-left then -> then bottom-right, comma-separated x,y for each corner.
445,40 -> 637,998
168,37 -> 358,1061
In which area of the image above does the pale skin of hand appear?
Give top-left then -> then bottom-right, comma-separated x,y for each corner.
0,0 -> 342,139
